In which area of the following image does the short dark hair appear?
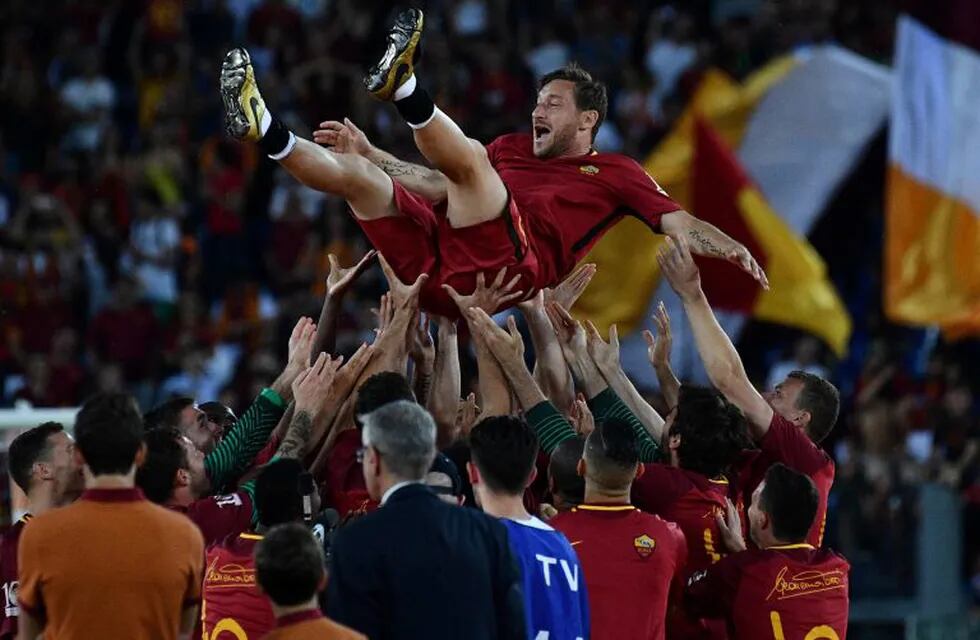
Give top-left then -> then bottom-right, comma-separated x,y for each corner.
74,393 -> 144,476
584,417 -> 639,491
549,437 -> 585,506
671,386 -> 752,478
255,459 -> 306,528
136,428 -> 187,504
469,416 -> 538,496
255,522 -> 324,606
761,463 -> 818,543
538,63 -> 608,141
144,397 -> 195,432
9,422 -> 65,493
788,371 -> 840,443
354,372 -> 415,427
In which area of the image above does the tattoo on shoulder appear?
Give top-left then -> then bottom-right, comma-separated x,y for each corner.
278,411 -> 313,459
689,229 -> 725,257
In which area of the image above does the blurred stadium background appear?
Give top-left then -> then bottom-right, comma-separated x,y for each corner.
0,1 -> 977,637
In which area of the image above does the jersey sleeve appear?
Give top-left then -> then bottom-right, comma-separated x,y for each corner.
524,400 -> 577,455
205,388 -> 286,492
760,413 -> 831,476
587,388 -> 661,462
617,159 -> 681,232
684,553 -> 742,620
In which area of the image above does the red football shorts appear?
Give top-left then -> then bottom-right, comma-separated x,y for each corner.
356,181 -> 541,317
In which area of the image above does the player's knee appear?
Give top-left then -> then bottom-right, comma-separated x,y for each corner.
448,140 -> 492,184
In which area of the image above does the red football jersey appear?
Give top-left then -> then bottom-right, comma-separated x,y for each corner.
632,465 -> 732,639
0,515 -> 30,640
322,429 -> 379,519
551,504 -> 687,640
202,532 -> 275,640
686,545 -> 850,640
737,414 -> 835,547
486,133 -> 681,286
171,491 -> 254,546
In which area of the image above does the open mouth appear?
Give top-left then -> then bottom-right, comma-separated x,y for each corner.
533,125 -> 551,141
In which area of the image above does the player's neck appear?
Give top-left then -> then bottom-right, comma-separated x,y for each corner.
167,485 -> 196,508
27,487 -> 56,516
271,596 -> 320,620
84,470 -> 136,490
583,481 -> 631,506
558,141 -> 594,159
479,490 -> 530,522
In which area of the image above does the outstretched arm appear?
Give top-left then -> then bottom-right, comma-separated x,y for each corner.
444,269 -> 525,419
429,317 -> 462,449
586,321 -> 666,442
657,236 -> 773,439
643,301 -> 681,409
312,250 -> 376,360
661,210 -> 768,289
314,118 -> 449,202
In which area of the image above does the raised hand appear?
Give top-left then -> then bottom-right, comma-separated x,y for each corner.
377,252 -> 428,309
292,352 -> 344,416
568,394 -> 595,437
443,267 -> 525,314
657,236 -> 703,301
544,263 -> 597,311
455,392 -> 480,440
585,320 -> 621,375
410,314 -> 435,365
714,497 -> 747,553
313,117 -> 373,156
463,308 -> 526,367
326,250 -> 377,299
545,302 -> 588,363
642,301 -> 672,371
285,317 -> 317,376
726,243 -> 769,290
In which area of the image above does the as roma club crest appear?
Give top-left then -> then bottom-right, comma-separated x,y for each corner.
633,534 -> 656,558
579,164 -> 600,175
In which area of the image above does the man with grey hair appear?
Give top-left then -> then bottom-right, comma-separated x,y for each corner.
326,401 -> 527,640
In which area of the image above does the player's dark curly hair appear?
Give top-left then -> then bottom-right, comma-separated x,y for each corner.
354,372 -> 415,428
670,386 -> 752,478
539,62 -> 608,141
136,428 -> 188,504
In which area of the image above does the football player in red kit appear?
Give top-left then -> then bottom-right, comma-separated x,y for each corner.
685,464 -> 850,640
0,423 -> 82,640
219,9 -> 767,318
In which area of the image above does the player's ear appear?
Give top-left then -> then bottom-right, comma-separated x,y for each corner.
576,458 -> 586,478
175,468 -> 190,489
33,461 -> 52,481
579,109 -> 599,133
525,465 -> 538,488
466,461 -> 480,486
668,434 -> 681,451
133,442 -> 148,469
633,463 -> 645,481
316,572 -> 328,593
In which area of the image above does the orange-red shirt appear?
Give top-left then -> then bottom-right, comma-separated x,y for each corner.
18,488 -> 203,640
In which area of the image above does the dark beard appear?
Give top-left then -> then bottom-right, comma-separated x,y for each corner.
538,127 -> 577,159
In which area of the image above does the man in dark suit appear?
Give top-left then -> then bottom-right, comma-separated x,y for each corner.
327,400 -> 527,640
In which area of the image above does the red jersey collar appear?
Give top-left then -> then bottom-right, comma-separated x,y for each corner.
275,609 -> 323,628
81,487 -> 146,502
574,503 -> 637,512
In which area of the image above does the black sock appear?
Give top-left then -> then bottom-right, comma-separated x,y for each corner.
258,116 -> 293,157
395,87 -> 435,127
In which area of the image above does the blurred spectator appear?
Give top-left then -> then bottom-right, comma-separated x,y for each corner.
59,49 -> 116,153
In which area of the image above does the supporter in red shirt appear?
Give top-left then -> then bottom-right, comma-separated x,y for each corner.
552,417 -> 687,640
658,237 -> 840,547
86,277 -> 159,383
0,422 -> 83,640
686,464 -> 850,640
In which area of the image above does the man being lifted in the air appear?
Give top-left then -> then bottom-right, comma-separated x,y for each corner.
219,8 -> 767,317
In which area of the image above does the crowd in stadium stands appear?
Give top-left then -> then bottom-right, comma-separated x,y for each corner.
0,0 -> 978,627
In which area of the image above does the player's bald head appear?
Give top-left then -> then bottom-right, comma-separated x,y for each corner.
583,417 -> 639,491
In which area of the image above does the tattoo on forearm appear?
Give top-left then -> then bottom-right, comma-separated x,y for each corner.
277,410 -> 313,459
376,157 -> 428,179
688,229 -> 726,257
415,372 -> 433,407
